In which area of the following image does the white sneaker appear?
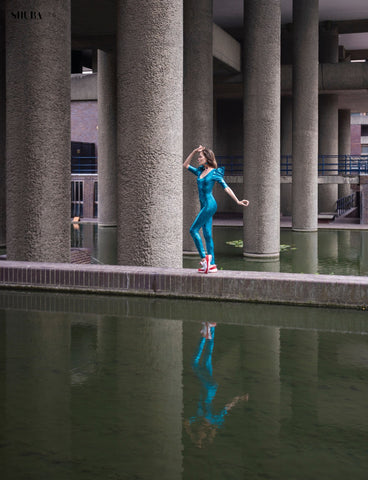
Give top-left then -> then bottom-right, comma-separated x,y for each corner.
208,264 -> 218,273
198,258 -> 207,273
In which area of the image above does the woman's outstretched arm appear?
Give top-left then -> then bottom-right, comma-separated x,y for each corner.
224,187 -> 249,207
183,145 -> 204,169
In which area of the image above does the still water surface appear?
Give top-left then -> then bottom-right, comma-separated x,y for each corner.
0,291 -> 367,479
72,223 -> 368,276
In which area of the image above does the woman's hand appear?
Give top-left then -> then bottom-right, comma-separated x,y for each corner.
195,145 -> 205,153
238,199 -> 249,207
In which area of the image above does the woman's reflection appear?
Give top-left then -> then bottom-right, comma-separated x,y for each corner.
184,322 -> 248,448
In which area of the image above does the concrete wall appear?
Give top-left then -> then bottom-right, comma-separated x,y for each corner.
71,73 -> 97,101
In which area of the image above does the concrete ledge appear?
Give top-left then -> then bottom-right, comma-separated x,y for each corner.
1,261 -> 368,309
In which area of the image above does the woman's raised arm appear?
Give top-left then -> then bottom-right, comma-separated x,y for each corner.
183,145 -> 204,169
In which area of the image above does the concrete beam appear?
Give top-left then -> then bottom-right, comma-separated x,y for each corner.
213,23 -> 241,72
216,62 -> 368,98
71,73 -> 97,100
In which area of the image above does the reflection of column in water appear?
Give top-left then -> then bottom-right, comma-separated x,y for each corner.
241,327 -> 280,472
319,230 -> 338,259
280,330 -> 318,451
337,230 -> 352,261
97,225 -> 117,264
292,231 -> 318,273
359,231 -> 368,275
246,258 -> 280,272
4,311 -> 71,479
115,315 -> 183,479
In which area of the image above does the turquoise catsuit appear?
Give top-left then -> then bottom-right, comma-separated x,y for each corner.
188,165 -> 228,265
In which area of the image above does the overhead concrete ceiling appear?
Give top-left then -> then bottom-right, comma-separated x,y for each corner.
72,1 -> 368,50
213,0 -> 368,50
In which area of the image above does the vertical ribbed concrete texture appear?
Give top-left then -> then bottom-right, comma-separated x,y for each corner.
318,94 -> 339,212
281,96 -> 292,216
243,0 -> 281,258
6,0 -> 70,262
338,109 -> 352,199
0,1 -> 5,247
318,23 -> 339,213
97,49 -> 117,227
116,0 -> 183,268
292,0 -> 319,231
183,0 -> 213,253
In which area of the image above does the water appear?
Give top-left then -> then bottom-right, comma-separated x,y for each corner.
1,291 -> 368,480
72,223 -> 368,276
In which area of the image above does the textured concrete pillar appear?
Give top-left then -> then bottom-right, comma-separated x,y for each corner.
183,0 -> 213,253
97,49 -> 117,227
116,0 -> 183,267
0,1 -> 5,247
243,0 -> 281,258
281,96 -> 292,216
6,0 -> 70,262
318,94 -> 339,212
318,23 -> 339,213
338,109 -> 352,199
292,0 -> 319,231
319,22 -> 339,63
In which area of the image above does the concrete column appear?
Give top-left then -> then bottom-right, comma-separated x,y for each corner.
292,0 -> 319,232
97,49 -> 117,227
116,0 -> 183,267
318,23 -> 339,213
0,1 -> 5,247
243,0 -> 281,258
318,94 -> 339,212
183,0 -> 213,253
281,96 -> 292,216
6,0 -> 71,262
338,109 -> 352,199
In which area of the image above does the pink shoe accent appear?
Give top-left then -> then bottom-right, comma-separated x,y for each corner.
205,254 -> 212,274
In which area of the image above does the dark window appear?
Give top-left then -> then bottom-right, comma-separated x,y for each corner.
71,141 -> 97,174
361,125 -> 368,136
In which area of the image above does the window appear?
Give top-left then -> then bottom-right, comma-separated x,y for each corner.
71,181 -> 83,217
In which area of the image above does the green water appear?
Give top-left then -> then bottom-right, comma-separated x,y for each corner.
73,223 -> 368,276
1,291 -> 368,479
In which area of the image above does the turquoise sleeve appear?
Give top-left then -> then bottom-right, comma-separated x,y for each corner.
214,167 -> 228,189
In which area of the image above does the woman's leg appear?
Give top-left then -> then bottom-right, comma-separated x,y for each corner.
202,217 -> 215,265
190,209 -> 207,258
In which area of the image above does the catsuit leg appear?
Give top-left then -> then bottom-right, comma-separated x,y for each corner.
190,204 -> 216,264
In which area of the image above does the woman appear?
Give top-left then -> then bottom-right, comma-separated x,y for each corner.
184,145 -> 249,273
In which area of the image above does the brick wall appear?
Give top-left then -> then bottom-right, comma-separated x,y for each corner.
351,124 -> 361,155
71,100 -> 98,148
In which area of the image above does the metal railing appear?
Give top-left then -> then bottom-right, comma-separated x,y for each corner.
217,155 -> 368,176
71,156 -> 98,174
336,192 -> 359,217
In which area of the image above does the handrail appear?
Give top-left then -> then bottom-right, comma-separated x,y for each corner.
336,192 -> 359,217
71,156 -> 97,174
217,154 -> 368,176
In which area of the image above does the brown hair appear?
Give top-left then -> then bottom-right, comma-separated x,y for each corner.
202,148 -> 217,169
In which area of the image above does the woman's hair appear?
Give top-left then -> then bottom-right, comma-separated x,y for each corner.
203,148 -> 218,169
